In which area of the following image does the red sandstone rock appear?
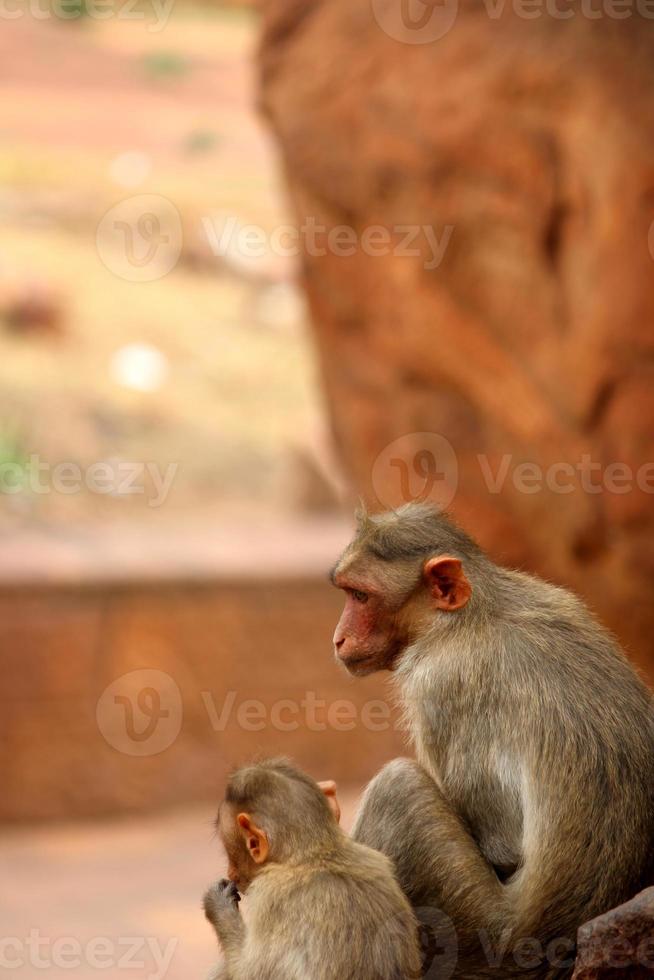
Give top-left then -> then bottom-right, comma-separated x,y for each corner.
259,0 -> 654,678
572,888 -> 654,979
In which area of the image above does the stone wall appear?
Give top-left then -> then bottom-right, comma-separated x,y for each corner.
1,560 -> 403,822
259,0 -> 654,679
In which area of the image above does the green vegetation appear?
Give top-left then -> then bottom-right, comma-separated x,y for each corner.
141,51 -> 191,80
0,429 -> 29,494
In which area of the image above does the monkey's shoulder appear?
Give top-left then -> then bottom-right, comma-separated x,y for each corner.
252,843 -> 411,916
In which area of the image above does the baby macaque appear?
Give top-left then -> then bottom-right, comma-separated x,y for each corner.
203,758 -> 421,980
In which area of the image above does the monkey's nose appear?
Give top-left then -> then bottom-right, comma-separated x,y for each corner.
334,638 -> 345,650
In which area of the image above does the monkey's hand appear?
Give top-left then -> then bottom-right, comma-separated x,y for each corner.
203,879 -> 241,926
204,879 -> 245,959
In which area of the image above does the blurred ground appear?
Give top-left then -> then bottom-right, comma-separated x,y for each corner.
0,7 -> 363,968
0,7 -> 335,532
0,793 -> 360,979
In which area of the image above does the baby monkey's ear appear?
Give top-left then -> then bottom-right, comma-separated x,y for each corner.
318,780 -> 341,823
237,813 -> 269,864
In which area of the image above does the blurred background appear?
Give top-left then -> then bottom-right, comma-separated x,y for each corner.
1,0 -> 653,976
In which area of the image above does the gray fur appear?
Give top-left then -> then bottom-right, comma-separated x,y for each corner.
205,759 -> 421,980
341,504 -> 654,978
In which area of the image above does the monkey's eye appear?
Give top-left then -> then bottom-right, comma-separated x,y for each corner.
351,589 -> 369,603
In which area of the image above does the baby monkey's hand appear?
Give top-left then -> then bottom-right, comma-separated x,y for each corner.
203,878 -> 241,925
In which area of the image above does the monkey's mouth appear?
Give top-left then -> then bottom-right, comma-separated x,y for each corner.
336,651 -> 378,674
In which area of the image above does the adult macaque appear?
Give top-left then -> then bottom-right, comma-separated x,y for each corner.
330,504 -> 654,977
203,758 -> 421,980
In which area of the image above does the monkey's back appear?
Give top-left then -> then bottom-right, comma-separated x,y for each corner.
235,841 -> 421,980
513,576 -> 654,918
424,568 -> 654,939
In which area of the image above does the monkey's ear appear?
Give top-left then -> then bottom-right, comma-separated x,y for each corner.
423,556 -> 472,611
318,780 -> 341,823
237,813 -> 269,865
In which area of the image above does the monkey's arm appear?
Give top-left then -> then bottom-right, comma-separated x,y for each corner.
203,880 -> 246,961
352,758 -> 511,943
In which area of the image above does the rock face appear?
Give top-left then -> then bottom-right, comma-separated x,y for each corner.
573,888 -> 654,978
259,0 -> 654,677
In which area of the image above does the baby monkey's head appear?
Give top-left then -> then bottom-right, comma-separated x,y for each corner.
217,758 -> 341,892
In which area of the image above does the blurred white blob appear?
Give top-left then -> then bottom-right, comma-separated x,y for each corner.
205,212 -> 266,278
110,343 -> 169,392
255,282 -> 306,332
109,151 -> 152,189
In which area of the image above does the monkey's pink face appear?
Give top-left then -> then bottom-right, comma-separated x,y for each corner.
331,554 -> 472,675
331,576 -> 408,676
